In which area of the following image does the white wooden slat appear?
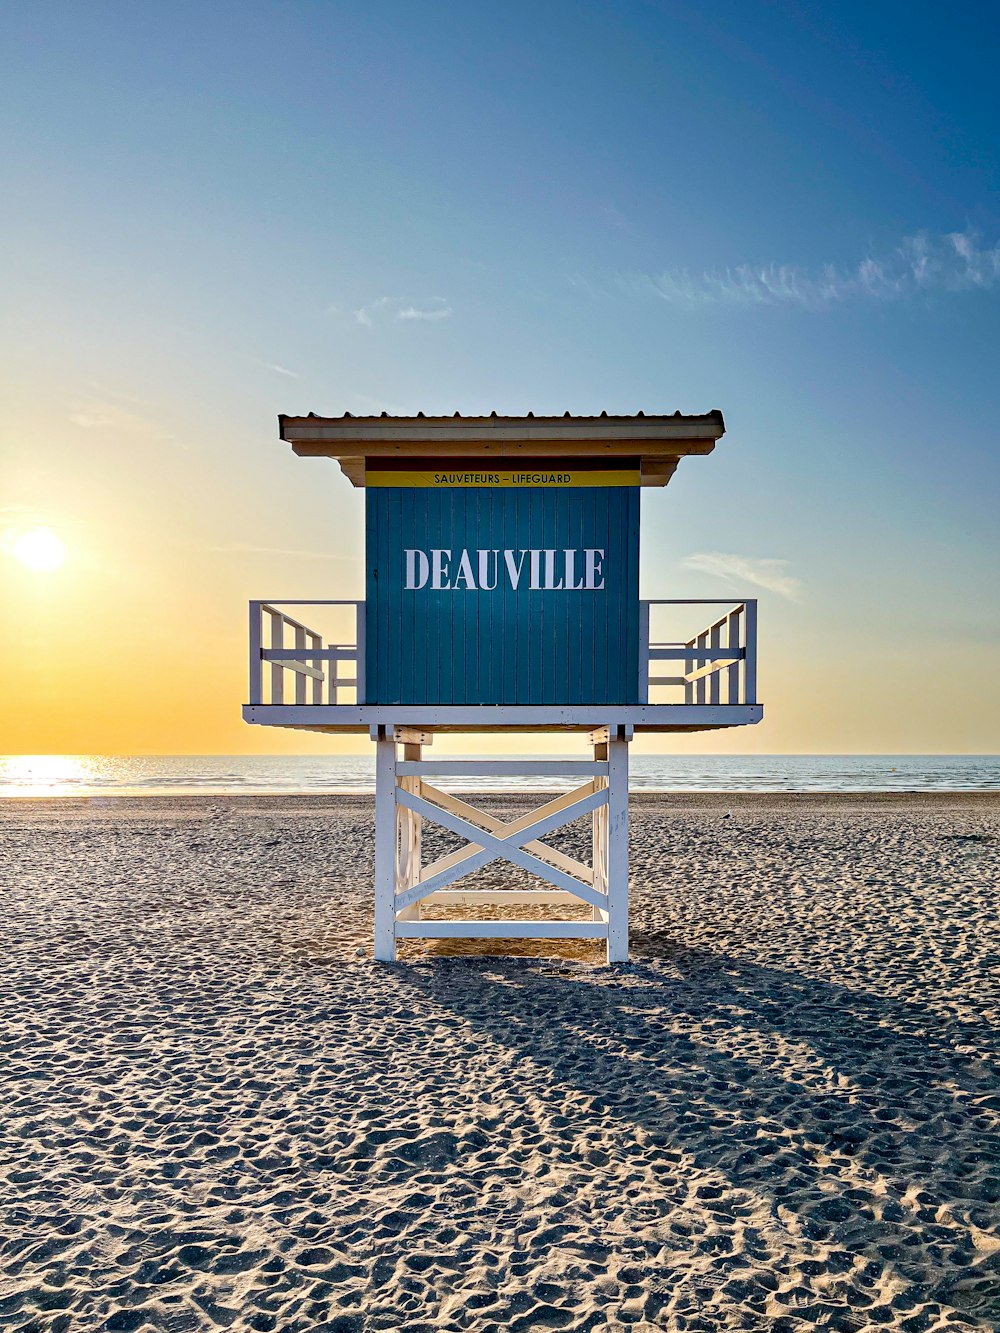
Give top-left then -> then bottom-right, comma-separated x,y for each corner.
248,602 -> 263,705
696,631 -> 708,706
355,602 -> 366,704
260,648 -> 355,661
743,600 -> 758,705
727,608 -> 741,705
266,659 -> 326,680
309,632 -> 323,705
647,647 -> 745,661
418,781 -> 606,829
709,621 -> 721,707
422,889 -> 581,905
269,610 -> 284,705
683,657 -> 741,684
638,600 -> 650,704
396,760 -> 607,777
294,625 -> 307,704
684,638 -> 695,706
395,920 -> 607,940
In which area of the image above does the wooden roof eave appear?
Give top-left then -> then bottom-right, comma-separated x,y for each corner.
279,413 -> 724,488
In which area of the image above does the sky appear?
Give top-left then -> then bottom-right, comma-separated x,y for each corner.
1,0 -> 998,755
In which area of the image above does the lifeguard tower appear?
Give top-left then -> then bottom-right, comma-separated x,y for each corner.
243,411 -> 761,962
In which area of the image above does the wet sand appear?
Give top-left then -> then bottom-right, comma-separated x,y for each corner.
0,793 -> 998,1331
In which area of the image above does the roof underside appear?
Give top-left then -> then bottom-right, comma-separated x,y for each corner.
277,411 -> 726,488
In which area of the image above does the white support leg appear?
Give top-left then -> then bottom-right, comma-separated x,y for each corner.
400,742 -> 422,920
369,729 -> 627,963
592,738 -> 608,922
373,727 -> 398,961
605,727 -> 630,963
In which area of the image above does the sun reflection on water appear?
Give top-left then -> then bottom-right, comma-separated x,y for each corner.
0,755 -> 96,797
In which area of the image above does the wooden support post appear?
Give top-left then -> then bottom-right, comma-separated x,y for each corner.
373,727 -> 398,961
401,742 -> 422,919
606,726 -> 630,963
592,736 -> 608,921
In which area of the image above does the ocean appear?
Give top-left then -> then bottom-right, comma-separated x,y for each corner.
0,754 -> 997,798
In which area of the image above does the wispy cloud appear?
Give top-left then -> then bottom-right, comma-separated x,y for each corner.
68,400 -> 174,440
631,230 -> 1000,309
264,362 -> 300,378
209,543 -> 358,562
355,296 -> 452,327
681,552 -> 804,601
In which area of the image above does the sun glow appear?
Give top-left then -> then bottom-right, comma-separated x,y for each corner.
12,527 -> 66,572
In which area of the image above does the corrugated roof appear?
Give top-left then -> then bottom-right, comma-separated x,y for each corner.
277,410 -> 726,488
280,409 -> 723,423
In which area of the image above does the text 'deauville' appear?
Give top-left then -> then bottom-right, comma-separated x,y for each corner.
404,548 -> 606,591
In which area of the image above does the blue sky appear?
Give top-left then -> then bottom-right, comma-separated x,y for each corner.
1,1 -> 997,752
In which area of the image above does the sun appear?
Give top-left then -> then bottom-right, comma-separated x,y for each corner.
12,527 -> 67,572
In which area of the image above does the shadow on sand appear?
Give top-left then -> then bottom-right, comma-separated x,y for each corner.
397,933 -> 1000,1325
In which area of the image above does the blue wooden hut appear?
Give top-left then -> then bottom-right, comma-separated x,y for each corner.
244,412 -> 762,961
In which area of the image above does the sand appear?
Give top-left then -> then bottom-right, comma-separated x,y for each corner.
0,791 -> 998,1332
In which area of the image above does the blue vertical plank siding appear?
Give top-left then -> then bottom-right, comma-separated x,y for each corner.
365,485 -> 640,705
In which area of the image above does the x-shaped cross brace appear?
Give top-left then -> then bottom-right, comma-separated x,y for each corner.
393,781 -> 609,912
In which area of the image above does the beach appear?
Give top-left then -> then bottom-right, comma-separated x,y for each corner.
1,792 -> 998,1332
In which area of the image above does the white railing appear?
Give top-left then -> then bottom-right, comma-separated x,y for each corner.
640,599 -> 757,706
248,597 -> 757,709
248,601 -> 365,706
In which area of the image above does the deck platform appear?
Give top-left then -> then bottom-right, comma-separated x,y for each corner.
242,703 -> 762,733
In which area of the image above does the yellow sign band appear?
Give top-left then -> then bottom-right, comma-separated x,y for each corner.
366,469 -> 641,488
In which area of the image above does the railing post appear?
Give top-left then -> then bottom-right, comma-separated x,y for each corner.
695,630 -> 708,705
269,610 -> 284,705
709,619 -> 722,706
727,606 -> 741,705
684,637 -> 695,704
309,632 -> 323,705
638,601 -> 650,703
294,625 -> 307,704
248,602 -> 262,705
356,601 -> 366,705
743,599 -> 758,705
